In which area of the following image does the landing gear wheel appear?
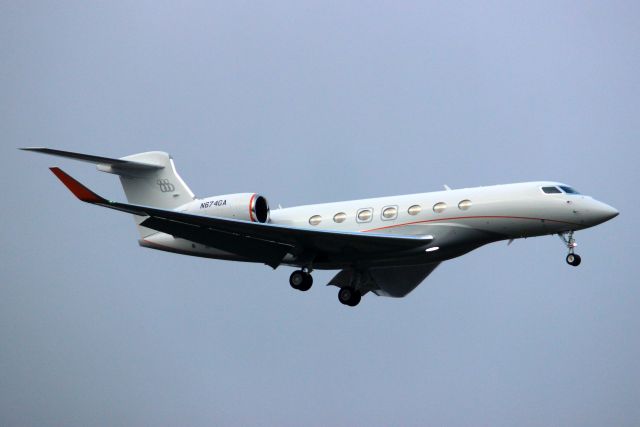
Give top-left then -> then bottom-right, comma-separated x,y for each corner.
566,253 -> 582,267
298,273 -> 313,291
338,288 -> 354,305
338,288 -> 361,307
559,231 -> 582,267
289,270 -> 313,291
349,292 -> 361,307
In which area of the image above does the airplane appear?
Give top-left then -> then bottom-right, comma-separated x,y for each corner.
22,147 -> 619,307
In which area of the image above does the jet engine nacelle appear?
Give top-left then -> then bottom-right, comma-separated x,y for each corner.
179,193 -> 270,223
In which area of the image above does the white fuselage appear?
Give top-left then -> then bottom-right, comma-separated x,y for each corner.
141,181 -> 618,269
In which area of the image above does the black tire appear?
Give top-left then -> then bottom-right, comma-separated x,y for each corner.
348,292 -> 362,307
297,273 -> 313,292
338,288 -> 353,305
338,288 -> 361,306
566,254 -> 582,267
289,270 -> 305,289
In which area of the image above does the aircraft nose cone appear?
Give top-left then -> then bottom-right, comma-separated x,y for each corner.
590,201 -> 619,224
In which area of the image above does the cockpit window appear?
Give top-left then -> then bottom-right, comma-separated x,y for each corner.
542,186 -> 562,194
559,185 -> 580,194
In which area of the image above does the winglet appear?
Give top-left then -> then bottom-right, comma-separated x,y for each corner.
49,167 -> 107,203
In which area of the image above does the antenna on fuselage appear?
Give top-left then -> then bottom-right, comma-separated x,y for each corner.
443,184 -> 452,191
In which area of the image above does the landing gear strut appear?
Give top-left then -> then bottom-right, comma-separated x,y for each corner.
559,231 -> 581,267
338,287 -> 361,307
289,269 -> 313,291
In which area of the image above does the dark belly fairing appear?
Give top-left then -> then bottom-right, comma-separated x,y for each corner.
327,263 -> 442,298
317,224 -> 504,297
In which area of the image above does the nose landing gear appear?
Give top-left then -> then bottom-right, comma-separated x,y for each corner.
559,231 -> 581,267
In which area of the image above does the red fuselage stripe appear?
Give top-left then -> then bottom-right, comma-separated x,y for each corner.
362,215 -> 581,233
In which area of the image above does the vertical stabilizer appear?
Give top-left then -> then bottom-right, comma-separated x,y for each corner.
112,151 -> 195,237
21,148 -> 196,238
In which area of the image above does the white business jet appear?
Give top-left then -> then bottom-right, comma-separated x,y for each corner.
23,148 -> 618,307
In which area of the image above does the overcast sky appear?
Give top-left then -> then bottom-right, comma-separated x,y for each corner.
1,1 -> 639,426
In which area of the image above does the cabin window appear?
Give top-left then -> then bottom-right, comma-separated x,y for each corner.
333,212 -> 347,223
541,186 -> 562,194
309,215 -> 322,226
559,185 -> 580,195
408,205 -> 422,216
433,202 -> 447,213
458,199 -> 472,210
382,206 -> 398,220
357,208 -> 373,223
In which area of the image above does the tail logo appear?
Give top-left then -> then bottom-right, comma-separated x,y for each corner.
157,178 -> 175,193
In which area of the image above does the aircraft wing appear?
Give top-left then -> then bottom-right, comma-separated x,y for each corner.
49,168 -> 434,268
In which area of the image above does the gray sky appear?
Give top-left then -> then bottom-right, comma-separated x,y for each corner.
1,1 -> 639,426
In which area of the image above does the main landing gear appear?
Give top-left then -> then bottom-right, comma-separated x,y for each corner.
289,269 -> 313,291
559,231 -> 581,267
338,287 -> 361,307
288,268 -> 364,307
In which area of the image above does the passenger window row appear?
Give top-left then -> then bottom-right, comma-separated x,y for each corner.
308,199 -> 473,225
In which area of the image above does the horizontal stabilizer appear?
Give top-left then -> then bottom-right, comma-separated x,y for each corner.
20,147 -> 163,171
